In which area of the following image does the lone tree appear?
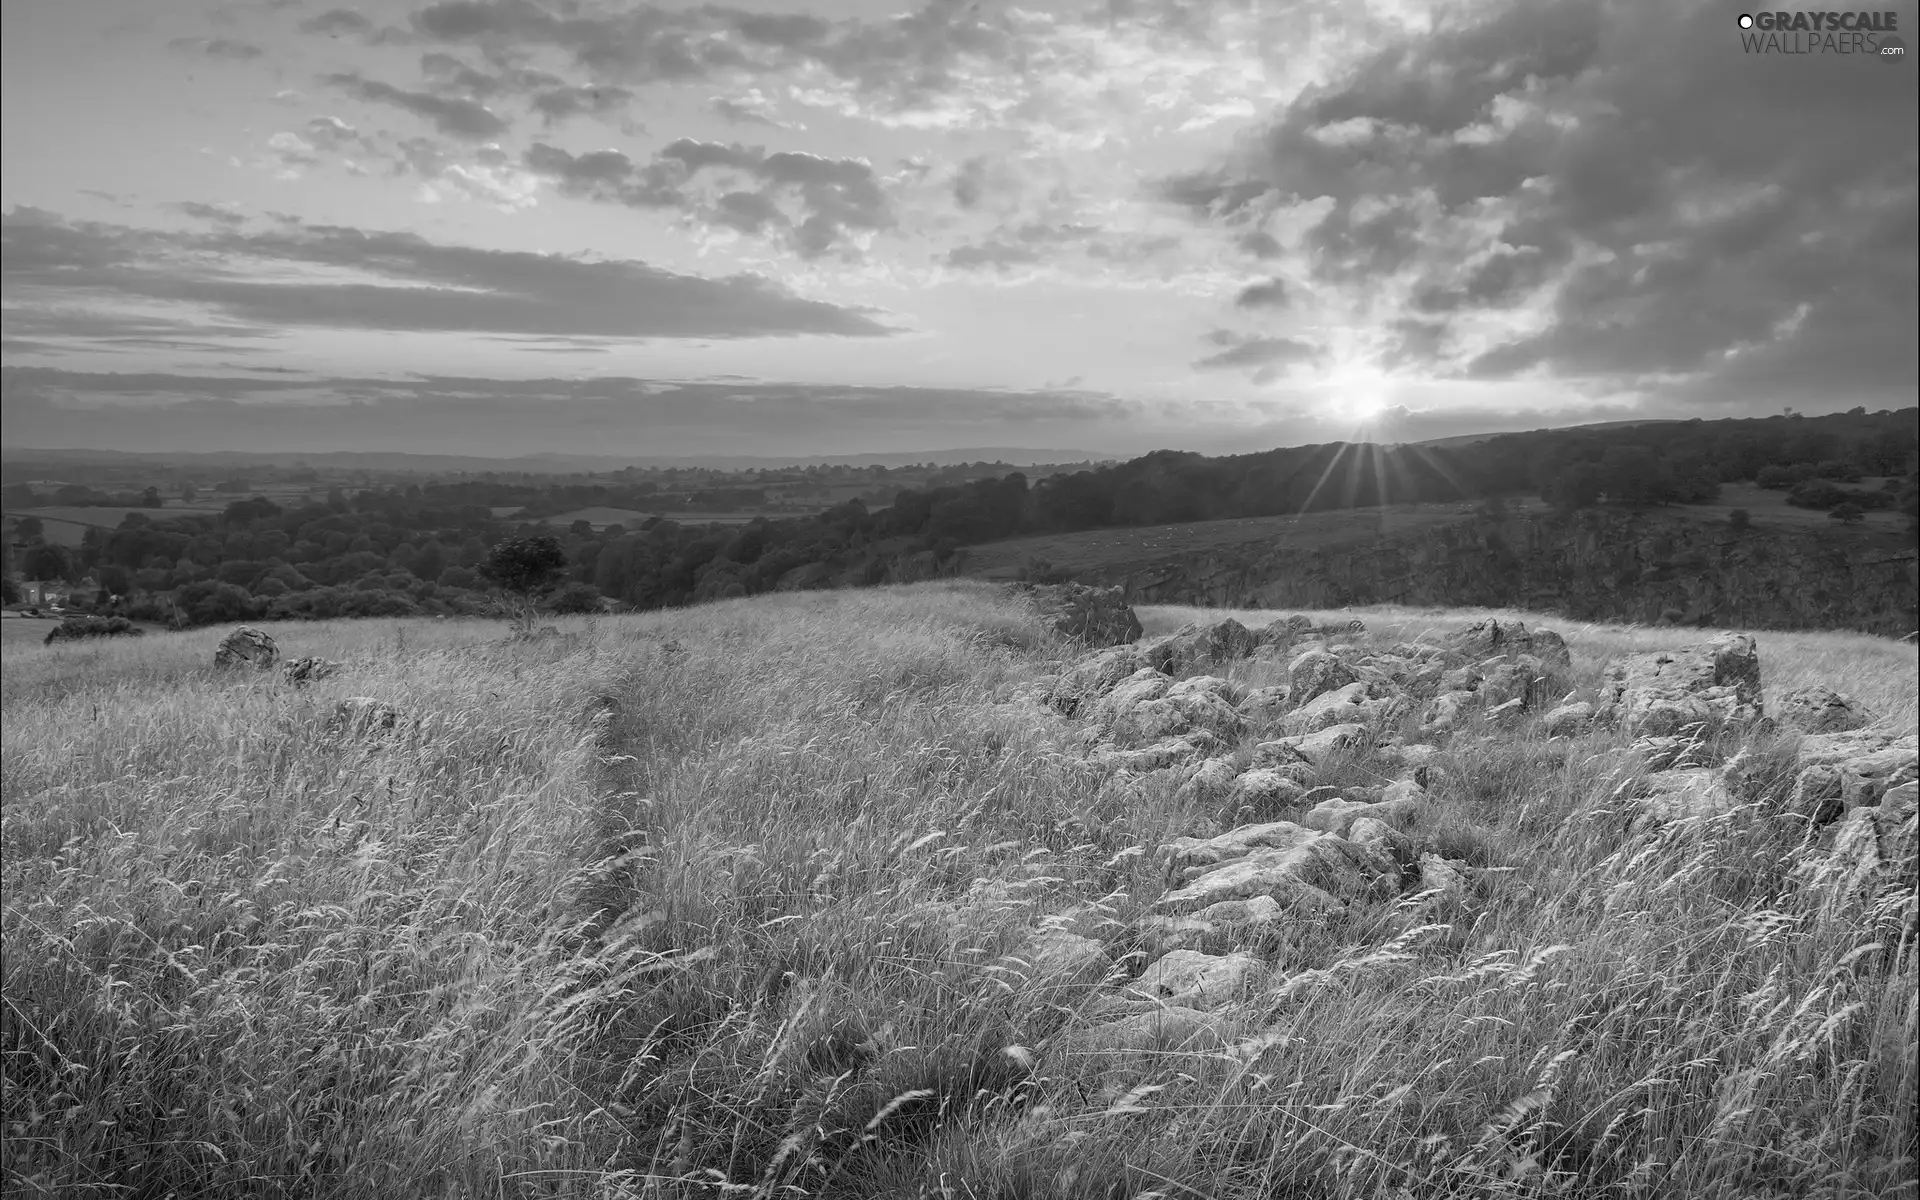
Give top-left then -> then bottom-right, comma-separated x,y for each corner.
1828,502 -> 1866,525
480,534 -> 569,631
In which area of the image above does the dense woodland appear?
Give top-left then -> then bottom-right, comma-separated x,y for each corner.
4,409 -> 1916,627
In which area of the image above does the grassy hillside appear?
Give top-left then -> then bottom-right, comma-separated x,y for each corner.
2,585 -> 1915,1197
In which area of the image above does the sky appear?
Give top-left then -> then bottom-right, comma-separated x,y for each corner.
2,0 -> 1915,459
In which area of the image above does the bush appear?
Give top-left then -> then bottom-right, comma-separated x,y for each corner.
1786,479 -> 1850,510
1728,508 -> 1752,531
43,615 -> 144,644
1829,502 -> 1866,525
547,582 -> 604,614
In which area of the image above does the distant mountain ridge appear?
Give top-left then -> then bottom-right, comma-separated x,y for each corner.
0,446 -> 1116,473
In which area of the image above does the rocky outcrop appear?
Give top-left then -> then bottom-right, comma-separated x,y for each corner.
1596,633 -> 1763,735
214,626 -> 279,671
282,656 -> 342,686
1012,582 -> 1143,647
1074,510 -> 1917,637
1774,685 -> 1874,734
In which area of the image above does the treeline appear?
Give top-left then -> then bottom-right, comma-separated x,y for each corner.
7,409 -> 1914,627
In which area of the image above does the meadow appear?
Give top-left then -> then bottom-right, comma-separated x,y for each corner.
2,583 -> 1914,1198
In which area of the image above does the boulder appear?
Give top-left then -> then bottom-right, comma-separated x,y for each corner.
1478,658 -> 1544,709
214,626 -> 280,671
1027,930 -> 1111,983
281,656 -> 342,686
1420,690 -> 1480,735
1142,619 -> 1259,674
1163,820 -> 1321,879
1237,685 -> 1292,731
1045,646 -> 1145,716
1155,830 -> 1400,914
1544,701 -> 1594,738
1447,619 -> 1570,670
1774,685 -> 1874,735
1277,680 -> 1407,737
1127,950 -> 1265,1010
1015,582 -> 1143,647
328,696 -> 402,736
1087,733 -> 1224,775
1416,853 -> 1473,902
1225,769 -> 1308,819
1254,614 -> 1315,647
1806,780 -> 1916,905
1287,650 -> 1360,705
1062,1006 -> 1231,1055
1139,895 -> 1289,955
1484,697 -> 1527,726
1778,730 -> 1919,823
1110,676 -> 1244,744
1596,633 -> 1763,735
1173,757 -> 1241,806
1247,726 -> 1360,771
1637,767 -> 1737,826
1302,779 -> 1431,836
1346,816 -> 1415,869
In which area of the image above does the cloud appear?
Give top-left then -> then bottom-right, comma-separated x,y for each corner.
323,72 -> 509,139
1193,332 -> 1322,372
298,8 -> 405,43
1156,0 -> 1918,407
530,83 -> 636,123
944,241 -> 1043,271
168,37 -> 265,59
710,89 -> 797,128
523,138 -> 892,258
1234,278 -> 1288,309
2,208 -> 898,343
0,369 -> 1135,456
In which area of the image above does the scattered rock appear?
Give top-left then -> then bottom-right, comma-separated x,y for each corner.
1028,930 -> 1111,983
1088,733 -> 1224,774
1544,701 -> 1594,738
1774,685 -> 1874,735
1155,830 -> 1400,915
1637,768 -> 1738,826
281,656 -> 342,686
1596,633 -> 1764,735
1063,1005 -> 1231,1055
1127,950 -> 1265,1010
1302,779 -> 1431,836
1014,582 -> 1143,647
1778,729 -> 1919,823
1142,619 -> 1259,674
1287,650 -> 1360,705
1277,680 -> 1407,737
1110,675 -> 1245,744
214,626 -> 280,671
1045,646 -> 1144,716
1806,780 -> 1917,905
328,696 -> 402,736
1484,697 -> 1527,726
1224,769 -> 1308,821
1421,690 -> 1480,735
1255,723 -> 1369,768
1173,758 -> 1241,806
1448,619 -> 1570,670
1237,685 -> 1292,731
1346,817 -> 1416,869
1416,853 -> 1473,902
1163,820 -> 1321,880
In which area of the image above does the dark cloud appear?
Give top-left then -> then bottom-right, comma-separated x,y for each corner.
523,139 -> 892,258
1,208 -> 897,342
1158,0 -> 1919,406
530,83 -> 635,122
299,8 -> 378,38
1234,278 -> 1288,309
1192,332 -> 1321,372
168,37 -> 266,59
323,72 -> 508,139
171,201 -> 247,227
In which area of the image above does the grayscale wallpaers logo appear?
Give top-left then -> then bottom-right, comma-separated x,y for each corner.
1737,11 -> 1905,58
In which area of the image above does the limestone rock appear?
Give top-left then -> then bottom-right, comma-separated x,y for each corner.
214,626 -> 279,671
1277,680 -> 1406,737
1416,853 -> 1473,901
1484,697 -> 1527,726
1421,690 -> 1480,735
1174,757 -> 1242,806
1087,733 -> 1224,774
1781,730 -> 1919,823
1544,701 -> 1594,738
1225,769 -> 1307,818
1237,685 -> 1292,732
1448,619 -> 1571,670
1028,930 -> 1111,983
1127,950 -> 1265,1010
1287,650 -> 1360,705
1155,831 -> 1400,915
1596,633 -> 1763,735
1801,781 -> 1917,908
1045,646 -> 1145,716
1163,820 -> 1320,880
281,656 -> 342,686
1302,779 -> 1430,836
1015,582 -> 1143,647
1346,816 -> 1415,868
1062,1005 -> 1231,1055
1774,685 -> 1874,735
1142,619 -> 1259,674
1254,723 -> 1369,769
329,696 -> 402,736
1111,675 -> 1245,744
1637,767 -> 1737,825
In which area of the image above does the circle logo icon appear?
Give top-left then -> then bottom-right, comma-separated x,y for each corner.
1882,35 -> 1907,61
1737,13 -> 1754,28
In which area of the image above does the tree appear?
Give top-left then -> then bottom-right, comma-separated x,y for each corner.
481,534 -> 569,596
23,542 -> 75,583
180,483 -> 198,503
142,486 -> 164,508
1728,508 -> 1752,532
1829,503 -> 1866,525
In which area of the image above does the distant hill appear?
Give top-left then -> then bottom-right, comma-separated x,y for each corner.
1411,418 -> 1684,451
0,446 -> 1116,473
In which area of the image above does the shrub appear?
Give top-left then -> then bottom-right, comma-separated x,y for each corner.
1829,502 -> 1866,524
43,615 -> 144,644
1728,508 -> 1751,531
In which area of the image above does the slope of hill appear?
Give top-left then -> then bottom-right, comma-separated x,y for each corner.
3,584 -> 1914,1196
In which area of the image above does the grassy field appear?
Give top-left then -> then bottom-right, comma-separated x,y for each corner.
1667,480 -> 1909,531
2,585 -> 1914,1197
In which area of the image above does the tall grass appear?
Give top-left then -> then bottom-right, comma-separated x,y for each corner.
3,582 -> 1914,1198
